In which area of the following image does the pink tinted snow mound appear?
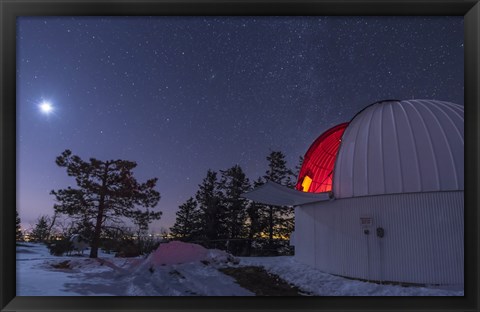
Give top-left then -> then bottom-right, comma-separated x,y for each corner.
149,241 -> 209,265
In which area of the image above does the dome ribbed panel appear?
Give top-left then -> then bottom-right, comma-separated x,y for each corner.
333,100 -> 464,199
366,104 -> 386,195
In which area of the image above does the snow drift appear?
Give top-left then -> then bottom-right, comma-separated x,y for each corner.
17,242 -> 464,296
143,240 -> 238,266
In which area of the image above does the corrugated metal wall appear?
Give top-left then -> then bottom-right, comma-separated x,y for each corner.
294,207 -> 315,266
294,191 -> 464,285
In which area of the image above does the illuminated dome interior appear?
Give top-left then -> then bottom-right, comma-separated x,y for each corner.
296,123 -> 348,193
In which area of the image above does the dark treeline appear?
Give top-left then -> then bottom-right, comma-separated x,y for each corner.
16,210 -> 23,241
21,150 -> 303,258
170,151 -> 303,256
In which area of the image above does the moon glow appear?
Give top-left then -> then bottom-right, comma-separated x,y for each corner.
39,101 -> 53,114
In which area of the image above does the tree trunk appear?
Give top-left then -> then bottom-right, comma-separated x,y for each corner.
89,163 -> 109,258
246,226 -> 254,256
268,206 -> 274,241
47,212 -> 58,240
89,203 -> 104,258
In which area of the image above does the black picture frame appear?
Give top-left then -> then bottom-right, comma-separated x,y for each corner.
1,0 -> 478,311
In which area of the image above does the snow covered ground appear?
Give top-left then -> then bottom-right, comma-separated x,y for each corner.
16,242 -> 463,296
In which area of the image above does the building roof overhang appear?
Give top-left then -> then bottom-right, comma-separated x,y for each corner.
241,181 -> 331,206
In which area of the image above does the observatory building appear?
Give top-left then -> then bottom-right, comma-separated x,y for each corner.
243,99 -> 464,286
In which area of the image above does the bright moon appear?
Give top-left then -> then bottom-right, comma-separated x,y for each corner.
39,101 -> 53,114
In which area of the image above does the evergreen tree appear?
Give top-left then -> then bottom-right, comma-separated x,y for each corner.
131,209 -> 162,240
71,215 -> 95,242
16,210 -> 23,241
31,215 -> 51,242
50,149 -> 162,258
219,165 -> 250,239
265,151 -> 294,187
170,197 -> 200,240
260,151 -> 295,242
47,212 -> 58,239
195,170 -> 225,241
244,177 -> 265,255
294,155 -> 304,182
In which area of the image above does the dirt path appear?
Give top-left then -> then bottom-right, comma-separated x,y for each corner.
219,266 -> 311,296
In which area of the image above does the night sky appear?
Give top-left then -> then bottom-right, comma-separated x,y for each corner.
17,16 -> 464,233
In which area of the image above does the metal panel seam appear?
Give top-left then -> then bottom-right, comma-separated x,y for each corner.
364,102 -> 376,195
379,103 -> 386,194
418,100 -> 459,189
433,100 -> 464,145
397,103 -> 422,191
406,100 -> 441,189
390,103 -> 404,192
350,111 -> 365,197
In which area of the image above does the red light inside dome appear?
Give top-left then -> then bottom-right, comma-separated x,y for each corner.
296,123 -> 348,193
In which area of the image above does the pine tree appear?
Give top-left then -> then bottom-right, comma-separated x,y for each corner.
265,151 -> 294,187
260,151 -> 295,243
219,165 -> 250,239
244,177 -> 265,255
16,210 -> 23,241
131,209 -> 162,240
294,155 -> 304,183
31,215 -> 51,242
50,149 -> 162,258
170,197 -> 200,240
71,215 -> 95,242
195,170 -> 225,241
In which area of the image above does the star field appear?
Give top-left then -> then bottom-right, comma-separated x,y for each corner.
17,16 -> 463,231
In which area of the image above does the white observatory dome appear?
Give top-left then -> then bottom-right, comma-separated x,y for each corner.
333,99 -> 464,199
